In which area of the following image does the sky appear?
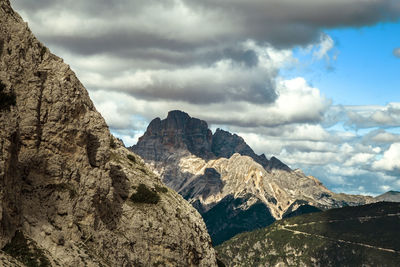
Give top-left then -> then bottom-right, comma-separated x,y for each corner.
12,0 -> 400,196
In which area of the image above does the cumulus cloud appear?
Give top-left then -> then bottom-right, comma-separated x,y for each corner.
372,143 -> 400,172
90,75 -> 329,130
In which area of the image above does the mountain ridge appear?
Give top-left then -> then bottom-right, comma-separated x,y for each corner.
375,190 -> 400,202
131,110 -> 374,245
216,201 -> 400,266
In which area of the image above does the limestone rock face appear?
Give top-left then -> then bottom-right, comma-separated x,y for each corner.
211,128 -> 270,169
0,1 -> 216,266
133,110 -> 214,161
131,111 -> 374,245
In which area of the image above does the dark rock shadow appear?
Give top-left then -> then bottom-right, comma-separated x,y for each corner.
93,165 -> 128,231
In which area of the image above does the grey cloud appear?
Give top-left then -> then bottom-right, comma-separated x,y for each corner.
393,48 -> 400,58
81,54 -> 279,105
13,0 -> 400,112
362,129 -> 400,144
42,32 -> 197,57
14,0 -> 400,54
324,104 -> 400,130
222,49 -> 259,67
344,105 -> 400,129
187,0 -> 400,44
129,78 -> 277,105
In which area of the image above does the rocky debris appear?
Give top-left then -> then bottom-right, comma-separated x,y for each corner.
0,1 -> 216,266
131,111 -> 374,245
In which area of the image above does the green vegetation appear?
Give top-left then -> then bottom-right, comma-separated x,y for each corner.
2,231 -> 51,267
0,81 -> 16,111
155,184 -> 168,193
203,195 -> 275,246
216,202 -> 400,266
130,183 -> 160,204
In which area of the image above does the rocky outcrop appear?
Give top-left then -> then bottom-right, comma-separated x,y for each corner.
0,1 -> 216,266
131,111 -> 374,245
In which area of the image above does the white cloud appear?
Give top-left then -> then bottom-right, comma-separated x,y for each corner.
380,185 -> 391,192
344,103 -> 400,129
368,130 -> 400,143
280,150 -> 340,166
327,165 -> 368,177
343,153 -> 374,167
372,143 -> 400,171
313,34 -> 334,60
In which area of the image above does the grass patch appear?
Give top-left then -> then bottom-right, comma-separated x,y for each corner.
130,184 -> 160,204
155,184 -> 168,193
2,231 -> 51,267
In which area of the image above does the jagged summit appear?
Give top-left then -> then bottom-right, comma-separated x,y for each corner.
131,110 -> 373,245
132,109 -> 290,171
134,109 -> 213,160
0,3 -> 216,266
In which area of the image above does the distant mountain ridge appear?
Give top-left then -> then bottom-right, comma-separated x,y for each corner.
375,190 -> 400,202
216,202 -> 400,266
131,110 -> 374,245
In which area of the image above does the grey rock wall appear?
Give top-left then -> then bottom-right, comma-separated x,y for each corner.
0,1 -> 217,266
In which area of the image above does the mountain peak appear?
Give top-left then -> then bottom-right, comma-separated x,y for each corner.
167,109 -> 190,119
269,156 -> 291,171
133,110 -> 213,160
133,110 -> 291,171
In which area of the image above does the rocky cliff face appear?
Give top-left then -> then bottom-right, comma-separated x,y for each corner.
0,1 -> 216,266
131,110 -> 374,245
